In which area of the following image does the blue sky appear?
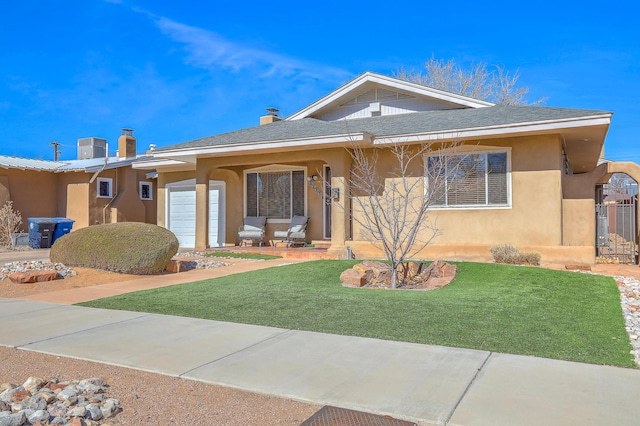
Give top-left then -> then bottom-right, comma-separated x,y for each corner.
1,0 -> 638,163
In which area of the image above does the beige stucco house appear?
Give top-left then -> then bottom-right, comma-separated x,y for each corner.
134,72 -> 640,264
0,130 -> 157,232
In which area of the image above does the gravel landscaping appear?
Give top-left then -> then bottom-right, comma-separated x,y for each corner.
616,275 -> 640,366
0,347 -> 319,425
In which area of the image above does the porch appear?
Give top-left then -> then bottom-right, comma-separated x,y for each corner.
203,244 -> 340,260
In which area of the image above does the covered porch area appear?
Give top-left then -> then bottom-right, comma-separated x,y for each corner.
202,244 -> 340,260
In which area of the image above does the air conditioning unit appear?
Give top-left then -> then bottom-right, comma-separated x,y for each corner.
77,137 -> 107,160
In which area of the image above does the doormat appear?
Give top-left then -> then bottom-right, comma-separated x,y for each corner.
300,405 -> 417,426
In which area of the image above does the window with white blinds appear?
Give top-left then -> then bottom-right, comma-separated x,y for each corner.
427,151 -> 509,208
246,170 -> 305,219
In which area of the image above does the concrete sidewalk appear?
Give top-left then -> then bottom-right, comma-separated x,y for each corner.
1,297 -> 639,425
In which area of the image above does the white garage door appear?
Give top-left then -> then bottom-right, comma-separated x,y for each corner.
168,186 -> 196,248
208,181 -> 225,247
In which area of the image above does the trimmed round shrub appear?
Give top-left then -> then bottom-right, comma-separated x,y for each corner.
50,223 -> 179,274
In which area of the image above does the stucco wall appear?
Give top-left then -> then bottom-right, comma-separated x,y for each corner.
0,166 -> 156,234
155,134 -> 604,263
110,168 -> 148,223
0,170 -> 58,230
350,135 -> 564,250
562,199 -> 595,247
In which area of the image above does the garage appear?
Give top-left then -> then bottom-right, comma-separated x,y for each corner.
167,183 -> 196,248
166,179 -> 225,248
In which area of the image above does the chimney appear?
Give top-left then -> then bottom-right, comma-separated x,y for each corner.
118,128 -> 136,159
77,137 -> 107,160
260,107 -> 281,125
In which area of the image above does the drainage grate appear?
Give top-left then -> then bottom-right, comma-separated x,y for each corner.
300,406 -> 417,426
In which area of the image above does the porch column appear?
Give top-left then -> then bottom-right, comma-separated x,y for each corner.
195,167 -> 209,250
326,151 -> 352,259
156,174 -> 167,228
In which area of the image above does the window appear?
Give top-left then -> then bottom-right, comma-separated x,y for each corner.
427,151 -> 509,208
245,169 -> 305,220
139,181 -> 153,200
97,178 -> 112,198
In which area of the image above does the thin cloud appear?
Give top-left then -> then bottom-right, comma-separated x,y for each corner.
136,9 -> 349,81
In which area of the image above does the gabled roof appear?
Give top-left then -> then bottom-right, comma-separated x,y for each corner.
286,71 -> 494,120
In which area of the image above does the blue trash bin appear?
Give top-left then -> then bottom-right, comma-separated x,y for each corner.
51,218 -> 75,244
27,218 -> 57,249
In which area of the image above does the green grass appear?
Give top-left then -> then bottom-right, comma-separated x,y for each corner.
78,261 -> 635,367
202,251 -> 282,260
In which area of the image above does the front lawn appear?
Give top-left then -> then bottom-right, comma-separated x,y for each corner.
79,261 -> 634,367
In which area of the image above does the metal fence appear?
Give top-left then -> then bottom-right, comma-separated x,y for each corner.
595,197 -> 638,264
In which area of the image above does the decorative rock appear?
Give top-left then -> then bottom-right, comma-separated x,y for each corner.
565,264 -> 592,271
8,270 -> 58,283
88,394 -> 104,403
35,391 -> 55,404
616,275 -> 640,366
85,405 -> 102,421
0,385 -> 14,394
48,403 -> 68,418
406,261 -> 422,278
67,405 -> 87,417
165,259 -> 182,273
352,263 -> 374,283
339,268 -> 366,287
420,260 -> 458,289
22,395 -> 47,411
78,378 -> 106,389
100,398 -> 119,418
57,388 -> 78,405
1,261 -> 75,281
27,409 -> 50,425
0,411 -> 26,426
0,388 -> 17,404
362,261 -> 393,285
342,259 -> 457,289
49,383 -> 68,393
10,389 -> 30,403
22,377 -> 44,391
2,375 -> 120,425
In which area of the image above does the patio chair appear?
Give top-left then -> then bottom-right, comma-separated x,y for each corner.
272,215 -> 310,247
237,216 -> 267,246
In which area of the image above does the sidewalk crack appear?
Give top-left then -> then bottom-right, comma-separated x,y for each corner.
178,329 -> 293,377
444,351 -> 492,425
15,312 -> 152,348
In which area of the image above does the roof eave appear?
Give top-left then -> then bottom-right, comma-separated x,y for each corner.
152,132 -> 374,159
372,114 -> 612,145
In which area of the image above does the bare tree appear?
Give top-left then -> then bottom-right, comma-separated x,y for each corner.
0,201 -> 23,249
347,141 -> 464,288
394,56 -> 546,105
605,173 -> 637,195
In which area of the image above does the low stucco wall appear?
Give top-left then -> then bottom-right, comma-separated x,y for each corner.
345,240 -> 595,265
562,199 -> 595,247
